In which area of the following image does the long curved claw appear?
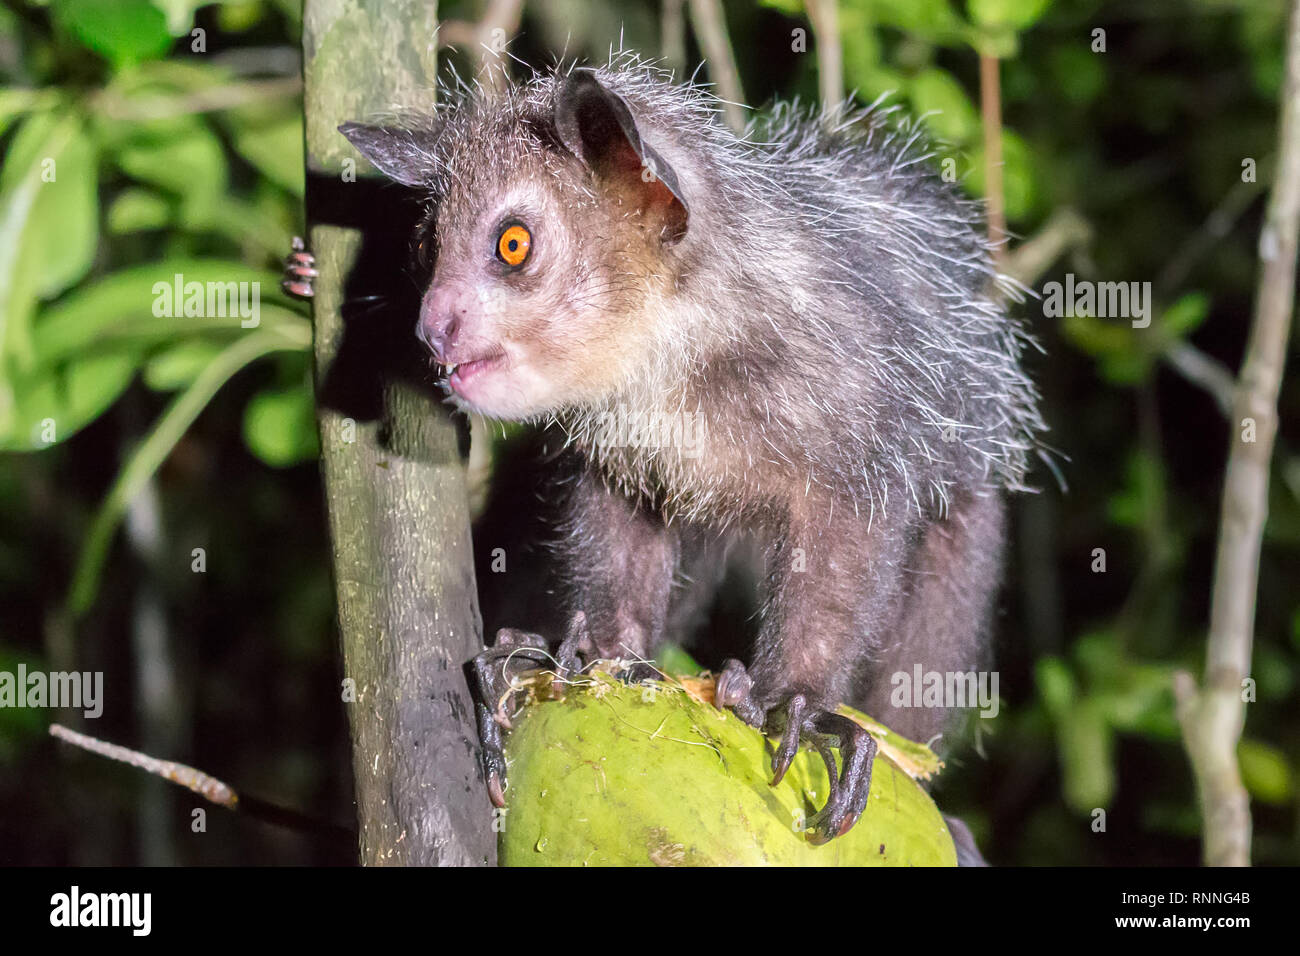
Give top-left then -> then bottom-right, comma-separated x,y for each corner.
468,628 -> 550,807
469,628 -> 550,729
804,712 -> 877,845
708,659 -> 877,843
475,698 -> 509,808
769,693 -> 807,786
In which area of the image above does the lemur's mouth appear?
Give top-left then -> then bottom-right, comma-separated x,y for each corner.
444,351 -> 506,393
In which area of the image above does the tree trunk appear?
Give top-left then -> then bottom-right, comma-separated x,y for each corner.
302,0 -> 494,866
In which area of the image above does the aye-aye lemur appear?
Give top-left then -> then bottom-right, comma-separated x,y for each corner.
306,56 -> 1046,844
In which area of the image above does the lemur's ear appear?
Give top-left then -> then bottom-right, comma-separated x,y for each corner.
339,122 -> 441,188
555,68 -> 689,243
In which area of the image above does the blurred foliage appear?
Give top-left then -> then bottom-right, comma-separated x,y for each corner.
1,0 -> 1298,866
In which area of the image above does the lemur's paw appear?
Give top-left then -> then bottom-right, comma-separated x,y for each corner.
470,627 -> 551,808
713,658 -> 878,844
469,612 -> 591,807
281,236 -> 318,299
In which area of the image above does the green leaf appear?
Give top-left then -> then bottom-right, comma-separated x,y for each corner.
1058,701 -> 1115,812
1049,43 -> 1107,106
0,88 -> 60,139
216,1 -> 267,33
966,128 -> 1038,219
0,261 -> 308,448
909,67 -> 979,143
111,115 -> 227,225
840,4 -> 887,95
872,0 -> 968,42
152,0 -> 219,35
0,111 -> 99,439
0,110 -> 99,302
51,0 -> 173,68
67,325 -> 310,616
32,259 -> 302,367
242,384 -> 319,467
1035,656 -> 1076,717
649,643 -> 704,678
1238,739 -> 1295,806
1060,312 -> 1153,385
758,0 -> 805,15
142,339 -> 221,391
223,109 -> 305,197
1106,452 -> 1163,529
107,187 -> 173,234
1161,292 -> 1210,337
1,351 -> 139,451
967,0 -> 1053,31
0,649 -> 49,748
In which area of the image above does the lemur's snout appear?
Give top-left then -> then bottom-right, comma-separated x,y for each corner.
417,283 -> 463,361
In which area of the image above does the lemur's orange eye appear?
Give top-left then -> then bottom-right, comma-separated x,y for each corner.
496,224 -> 531,267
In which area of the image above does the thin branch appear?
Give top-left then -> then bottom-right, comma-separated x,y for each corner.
50,724 -> 354,845
661,0 -> 687,76
1157,174 -> 1264,296
687,0 -> 746,133
1003,205 -> 1239,418
1003,207 -> 1092,287
1153,171 -> 1264,417
439,0 -> 525,94
1175,0 -> 1300,867
1164,340 -> 1236,416
978,54 -> 1006,268
806,0 -> 842,121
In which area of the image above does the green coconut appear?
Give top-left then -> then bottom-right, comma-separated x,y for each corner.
498,665 -> 957,866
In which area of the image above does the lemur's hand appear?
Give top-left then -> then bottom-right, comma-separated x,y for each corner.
469,612 -> 592,808
281,236 -> 318,299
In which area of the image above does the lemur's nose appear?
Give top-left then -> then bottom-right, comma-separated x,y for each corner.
417,283 -> 463,359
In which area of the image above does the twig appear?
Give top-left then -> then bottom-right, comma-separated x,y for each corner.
50,724 -> 354,846
1003,207 -> 1092,287
1157,175 -> 1264,296
806,0 -> 842,121
687,0 -> 746,132
1164,340 -> 1236,416
439,0 -> 525,94
978,53 -> 1006,266
1003,205 -> 1239,418
1152,172 -> 1262,415
977,52 -> 1007,270
1174,0 -> 1300,867
661,0 -> 687,76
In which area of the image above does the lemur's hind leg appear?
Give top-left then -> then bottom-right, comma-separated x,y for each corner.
854,491 -> 1007,746
715,501 -> 914,843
